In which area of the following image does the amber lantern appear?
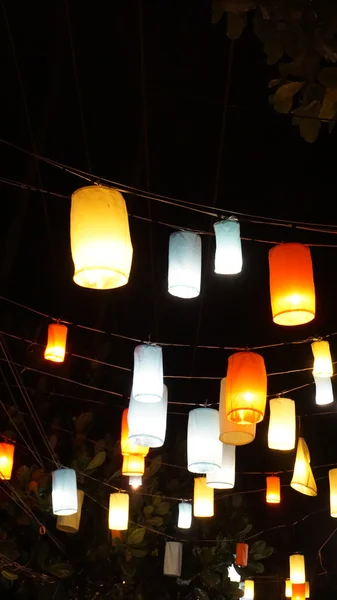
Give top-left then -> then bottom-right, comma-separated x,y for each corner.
193,477 -> 214,517
243,580 -> 254,599
291,583 -> 306,600
219,378 -> 256,445
311,340 -> 333,378
44,323 -> 68,363
285,580 -> 292,598
108,493 -> 129,530
305,582 -> 310,598
122,455 -> 145,477
290,438 -> 317,497
120,409 -> 149,457
235,543 -> 248,567
268,243 -> 315,326
266,476 -> 281,504
226,352 -> 267,425
329,468 -> 337,517
289,554 -> 305,584
0,442 -> 15,480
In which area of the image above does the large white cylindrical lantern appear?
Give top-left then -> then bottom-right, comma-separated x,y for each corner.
193,477 -> 214,517
315,376 -> 334,405
70,185 -> 133,290
52,469 -> 78,516
108,493 -> 129,531
219,379 -> 256,446
206,443 -> 235,489
213,217 -> 242,275
187,408 -> 222,473
163,541 -> 183,577
128,385 -> 168,447
329,469 -> 337,517
168,231 -> 202,299
268,397 -> 296,451
132,344 -> 163,403
56,490 -> 84,533
289,554 -> 305,584
311,340 -> 333,378
177,502 -> 192,529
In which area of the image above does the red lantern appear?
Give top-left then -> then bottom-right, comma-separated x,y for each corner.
235,543 -> 248,567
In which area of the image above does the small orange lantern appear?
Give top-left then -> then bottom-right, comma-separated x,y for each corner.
0,442 -> 15,480
226,352 -> 267,425
120,409 -> 149,457
122,454 -> 145,477
44,323 -> 68,363
235,543 -> 248,567
268,243 -> 315,326
266,476 -> 281,504
291,583 -> 306,600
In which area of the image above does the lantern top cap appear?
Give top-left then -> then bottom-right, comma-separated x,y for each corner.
71,184 -> 123,196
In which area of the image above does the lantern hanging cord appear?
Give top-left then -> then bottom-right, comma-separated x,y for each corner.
0,552 -> 54,583
317,525 -> 337,576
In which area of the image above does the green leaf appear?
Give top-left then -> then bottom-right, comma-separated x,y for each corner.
201,570 -> 221,589
237,523 -> 252,537
85,451 -> 106,471
227,12 -> 245,40
273,82 -> 304,114
292,100 -> 322,142
75,412 -> 92,432
47,563 -> 73,578
143,506 -> 154,518
128,547 -> 148,558
319,88 -> 337,120
155,501 -> 170,516
1,570 -> 18,581
146,516 -> 163,527
268,79 -> 282,88
127,528 -> 145,545
319,67 -> 337,89
195,588 -> 210,600
246,561 -> 264,574
95,439 -> 106,454
212,0 -> 227,24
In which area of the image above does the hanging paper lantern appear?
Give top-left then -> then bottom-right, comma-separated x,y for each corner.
193,477 -> 214,517
177,502 -> 192,529
121,409 -> 149,456
108,493 -> 129,530
163,541 -> 183,577
44,323 -> 68,363
314,376 -> 334,405
219,378 -> 256,445
305,582 -> 310,598
56,490 -> 84,533
129,475 -> 142,489
0,442 -> 15,480
213,217 -> 242,275
206,443 -> 235,489
290,554 -> 305,584
226,352 -> 267,425
122,455 -> 145,477
243,580 -> 254,599
128,385 -> 168,447
268,397 -> 296,451
228,565 -> 241,583
312,340 -> 333,377
52,469 -> 78,516
187,408 -> 222,473
291,584 -> 306,600
329,468 -> 337,517
168,231 -> 202,299
266,476 -> 281,504
268,243 -> 315,326
290,438 -> 317,497
70,185 -> 133,290
285,580 -> 292,598
132,344 -> 163,403
235,543 -> 248,567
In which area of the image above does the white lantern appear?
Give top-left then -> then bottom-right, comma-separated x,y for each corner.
187,408 -> 222,473
132,344 -> 163,403
128,385 -> 168,447
206,443 -> 235,489
213,217 -> 242,275
168,231 -> 202,299
163,541 -> 183,577
52,469 -> 78,516
228,564 -> 241,583
315,376 -> 334,405
129,476 -> 142,489
108,493 -> 129,530
56,490 -> 84,533
178,502 -> 192,529
268,397 -> 296,451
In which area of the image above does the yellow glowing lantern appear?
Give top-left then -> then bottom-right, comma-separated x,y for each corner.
120,409 -> 149,457
291,583 -> 306,600
56,489 -> 84,533
219,378 -> 256,445
290,438 -> 317,497
289,554 -> 305,584
329,468 -> 337,517
266,476 -> 281,504
193,477 -> 214,517
305,582 -> 310,598
226,352 -> 267,425
122,455 -> 145,477
285,580 -> 292,598
243,580 -> 254,599
70,185 -> 133,290
311,340 -> 333,378
44,323 -> 68,363
0,442 -> 15,480
108,493 -> 129,530
268,397 -> 296,451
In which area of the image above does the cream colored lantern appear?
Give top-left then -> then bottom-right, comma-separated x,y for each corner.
187,408 -> 222,473
290,438 -> 317,497
314,376 -> 334,405
56,490 -> 84,533
285,579 -> 292,597
128,385 -> 168,447
329,468 -> 337,517
289,554 -> 305,584
193,477 -> 214,517
243,580 -> 254,599
311,340 -> 333,378
206,443 -> 235,489
163,541 -> 183,577
268,397 -> 296,451
108,493 -> 129,531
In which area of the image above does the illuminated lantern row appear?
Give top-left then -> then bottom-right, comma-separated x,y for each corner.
311,340 -> 333,377
206,443 -> 235,489
109,493 -> 129,530
235,543 -> 248,567
129,475 -> 142,489
314,376 -> 334,405
329,468 -> 337,517
163,541 -> 183,577
56,489 -> 84,533
132,344 -> 163,403
243,580 -> 254,599
219,378 -> 256,446
44,323 -> 68,363
168,231 -> 202,299
193,477 -> 214,517
128,385 -> 168,448
266,476 -> 281,504
213,217 -> 243,275
289,554 -> 305,584
178,502 -> 192,529
187,408 -> 222,473
0,442 -> 15,480
52,468 -> 78,516
268,397 -> 296,451
226,351 -> 267,425
290,438 -> 317,497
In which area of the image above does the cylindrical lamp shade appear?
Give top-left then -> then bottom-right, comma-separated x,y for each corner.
132,344 -> 163,403
177,502 -> 192,529
52,469 -> 78,516
128,385 -> 168,447
163,541 -> 183,577
243,580 -> 254,599
168,231 -> 202,299
268,243 -> 315,326
266,476 -> 281,504
187,408 -> 222,473
312,340 -> 333,377
305,582 -> 310,598
268,397 -> 296,451
0,443 -> 15,480
122,455 -> 145,477
329,468 -> 337,517
285,580 -> 292,598
56,490 -> 84,533
226,352 -> 267,425
129,475 -> 142,489
219,379 -> 256,445
44,324 -> 68,363
193,477 -> 214,517
289,554 -> 305,584
291,583 -> 306,600
213,218 -> 242,275
121,409 -> 149,456
315,376 -> 334,405
70,185 -> 133,290
206,444 -> 235,489
235,543 -> 248,567
108,493 -> 129,530
290,438 -> 317,497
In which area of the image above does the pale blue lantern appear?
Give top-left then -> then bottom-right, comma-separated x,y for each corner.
168,231 -> 202,299
132,344 -> 163,403
128,385 -> 168,447
213,217 -> 242,275
52,468 -> 78,516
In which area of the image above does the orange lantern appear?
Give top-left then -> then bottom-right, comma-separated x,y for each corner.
291,583 -> 306,600
0,442 -> 15,480
268,243 -> 315,326
120,409 -> 149,457
235,543 -> 248,567
44,323 -> 68,363
122,454 -> 145,477
266,476 -> 281,504
226,352 -> 267,425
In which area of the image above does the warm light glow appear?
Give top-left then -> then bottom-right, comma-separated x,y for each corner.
70,185 -> 133,290
108,493 -> 129,530
187,408 -> 222,473
132,344 -> 163,403
52,469 -> 78,516
235,543 -> 248,567
178,502 -> 192,529
291,583 -> 306,600
305,582 -> 309,598
193,477 -> 214,517
329,468 -> 337,517
44,323 -> 67,363
0,442 -> 15,480
129,475 -> 142,489
128,385 -> 168,447
213,218 -> 242,275
268,243 -> 315,326
289,554 -> 305,584
206,443 -> 235,489
56,490 -> 84,533
122,455 -> 145,476
163,541 -> 183,577
243,580 -> 254,599
168,231 -> 202,299
226,352 -> 267,425
219,379 -> 256,445
121,409 -> 149,456
314,376 -> 334,405
285,580 -> 292,597
266,476 -> 281,504
268,397 -> 296,451
311,340 -> 333,377
291,438 -> 317,497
